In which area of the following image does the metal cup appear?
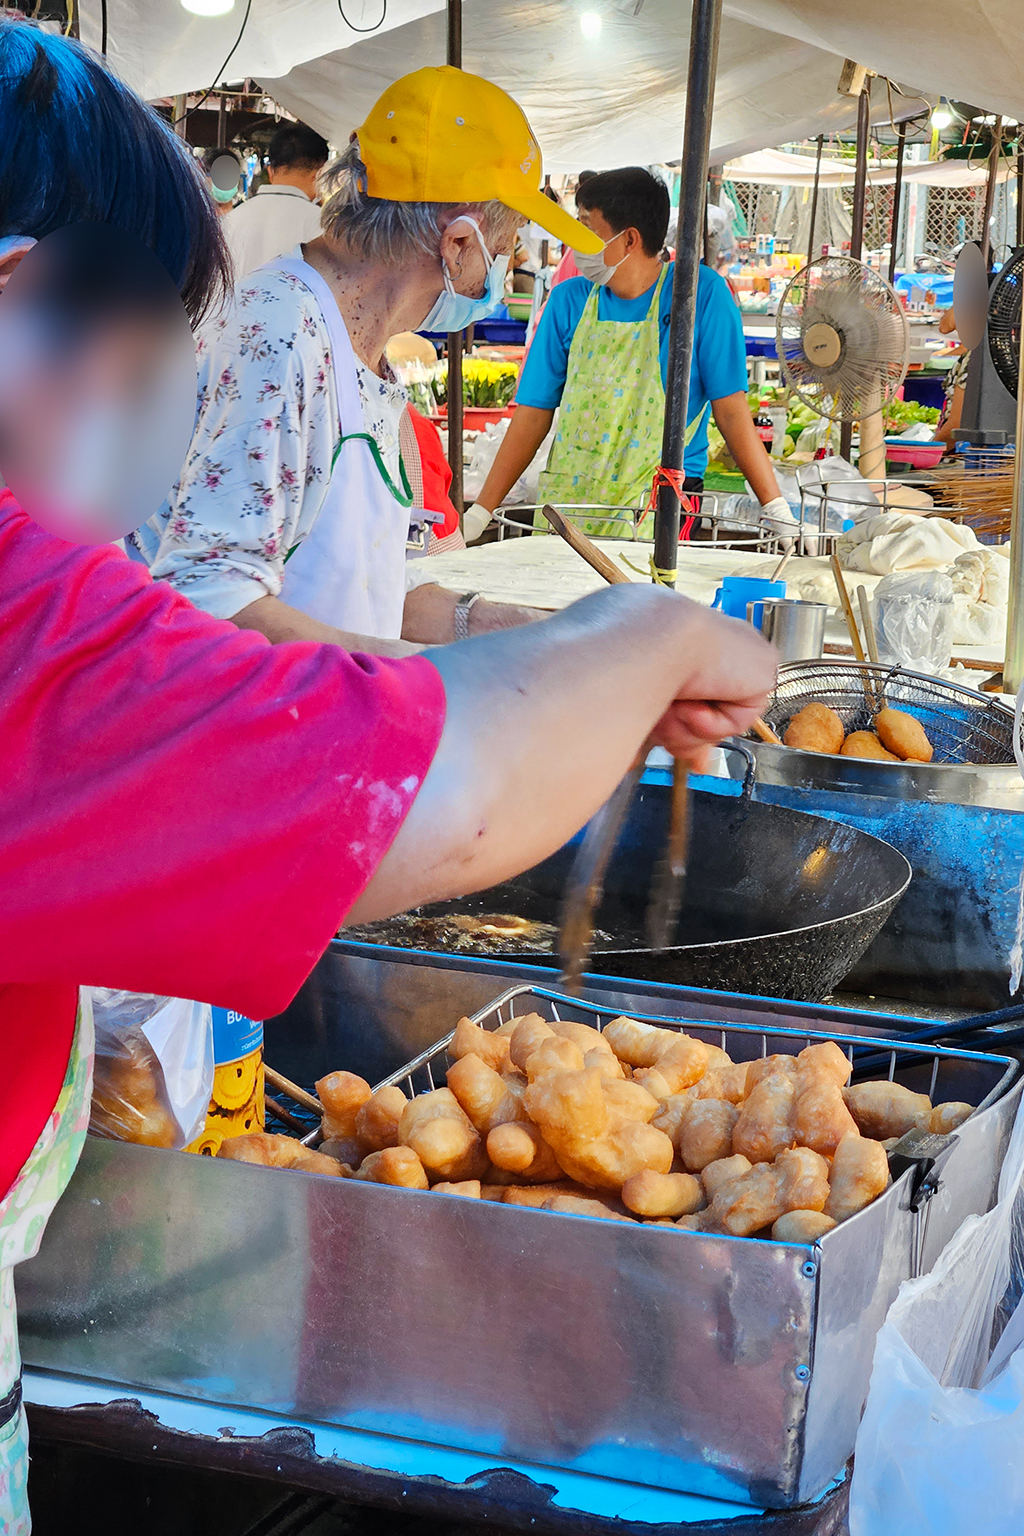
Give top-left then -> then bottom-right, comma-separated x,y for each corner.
747,598 -> 827,661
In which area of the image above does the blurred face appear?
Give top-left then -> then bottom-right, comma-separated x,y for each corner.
0,224 -> 196,544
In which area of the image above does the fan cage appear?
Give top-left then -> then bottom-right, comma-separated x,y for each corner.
987,247 -> 1024,399
762,661 -> 1015,766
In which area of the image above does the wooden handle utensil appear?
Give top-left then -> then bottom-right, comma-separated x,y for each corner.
541,504 -> 632,584
830,552 -> 866,663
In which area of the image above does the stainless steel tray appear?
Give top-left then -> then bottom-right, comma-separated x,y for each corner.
17,984 -> 1019,1511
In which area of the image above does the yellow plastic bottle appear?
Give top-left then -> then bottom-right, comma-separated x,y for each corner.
187,1007 -> 264,1155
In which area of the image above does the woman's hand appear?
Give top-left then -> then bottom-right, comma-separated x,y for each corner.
651,606 -> 777,760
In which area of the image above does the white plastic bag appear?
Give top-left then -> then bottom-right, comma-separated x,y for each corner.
88,988 -> 213,1149
850,1093 -> 1024,1536
872,570 -> 956,674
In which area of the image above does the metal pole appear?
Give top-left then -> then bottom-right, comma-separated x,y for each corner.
172,94 -> 187,140
1001,314 -> 1024,692
652,0 -> 723,584
217,91 -> 227,151
981,116 -> 1003,269
1017,146 -> 1024,247
840,82 -> 871,462
887,120 -> 907,286
807,134 -> 824,261
446,0 -> 464,517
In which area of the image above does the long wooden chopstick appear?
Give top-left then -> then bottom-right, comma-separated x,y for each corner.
263,1064 -> 321,1115
830,552 -> 866,663
857,586 -> 880,665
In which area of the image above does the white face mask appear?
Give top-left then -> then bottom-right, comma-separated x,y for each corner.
574,231 -> 627,286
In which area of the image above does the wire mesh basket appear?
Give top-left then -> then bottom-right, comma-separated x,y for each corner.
491,498 -> 786,552
762,660 -> 1016,766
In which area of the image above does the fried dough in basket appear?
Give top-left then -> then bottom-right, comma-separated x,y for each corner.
784,702 -> 845,755
874,708 -> 933,763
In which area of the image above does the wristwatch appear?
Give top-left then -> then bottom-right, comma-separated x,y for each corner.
453,591 -> 482,642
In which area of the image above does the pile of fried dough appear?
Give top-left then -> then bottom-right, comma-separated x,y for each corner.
219,1014 -> 973,1243
784,702 -> 933,763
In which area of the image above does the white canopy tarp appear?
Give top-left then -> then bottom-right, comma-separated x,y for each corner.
81,0 -> 1024,170
725,148 -> 1015,188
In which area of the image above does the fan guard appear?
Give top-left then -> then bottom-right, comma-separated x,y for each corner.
775,256 -> 909,423
987,246 -> 1024,398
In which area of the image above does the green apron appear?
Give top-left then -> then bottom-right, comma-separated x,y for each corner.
537,267 -> 708,539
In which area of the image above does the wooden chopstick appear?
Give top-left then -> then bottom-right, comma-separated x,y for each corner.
857,586 -> 880,665
541,504 -> 632,585
751,716 -> 783,745
830,552 -> 866,663
263,1064 -> 321,1115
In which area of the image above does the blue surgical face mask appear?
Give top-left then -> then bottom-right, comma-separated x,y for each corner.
420,217 -> 509,332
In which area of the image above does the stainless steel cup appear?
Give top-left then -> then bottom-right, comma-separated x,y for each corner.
747,598 -> 827,661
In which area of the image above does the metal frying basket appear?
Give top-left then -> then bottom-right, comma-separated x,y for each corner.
763,660 -> 1016,765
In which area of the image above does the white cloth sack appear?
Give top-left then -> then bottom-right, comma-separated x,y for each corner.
849,1090 -> 1024,1536
838,512 -> 979,574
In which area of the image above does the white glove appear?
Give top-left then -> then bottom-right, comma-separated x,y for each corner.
759,495 -> 796,529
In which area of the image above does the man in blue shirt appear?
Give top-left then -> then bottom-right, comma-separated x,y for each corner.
475,167 -> 785,536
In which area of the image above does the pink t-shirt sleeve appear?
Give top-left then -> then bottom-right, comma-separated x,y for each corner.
0,493 -> 446,1019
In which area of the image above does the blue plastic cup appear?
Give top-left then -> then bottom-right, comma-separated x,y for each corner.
711,576 -> 787,622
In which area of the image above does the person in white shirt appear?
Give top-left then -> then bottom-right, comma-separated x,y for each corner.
222,123 -> 329,280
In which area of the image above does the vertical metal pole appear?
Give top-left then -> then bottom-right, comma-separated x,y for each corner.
446,0 -> 464,516
807,134 -> 824,261
888,120 -> 907,286
217,92 -> 227,151
1017,146 -> 1024,247
840,83 -> 871,462
652,0 -> 723,584
981,117 -> 1003,269
172,95 -> 187,140
1001,319 -> 1024,692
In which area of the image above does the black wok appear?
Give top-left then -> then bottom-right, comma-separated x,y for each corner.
347,770 -> 912,1003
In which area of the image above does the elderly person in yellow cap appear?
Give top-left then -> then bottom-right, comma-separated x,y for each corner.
133,67 -> 601,651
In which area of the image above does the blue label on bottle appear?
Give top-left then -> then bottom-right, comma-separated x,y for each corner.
211,1007 -> 263,1065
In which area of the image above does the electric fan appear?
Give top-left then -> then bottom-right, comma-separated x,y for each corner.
952,241 -> 1024,439
775,256 -> 909,478
987,248 -> 1024,398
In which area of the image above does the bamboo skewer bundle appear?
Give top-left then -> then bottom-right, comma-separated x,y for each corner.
923,459 -> 1016,541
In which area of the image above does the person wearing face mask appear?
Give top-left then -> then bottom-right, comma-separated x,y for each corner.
475,166 -> 786,539
136,67 -> 602,650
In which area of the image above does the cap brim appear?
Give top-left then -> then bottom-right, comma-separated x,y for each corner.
505,190 -> 605,254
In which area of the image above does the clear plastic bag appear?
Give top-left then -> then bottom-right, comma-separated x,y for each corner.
872,570 -> 956,675
88,989 -> 213,1149
849,1092 -> 1024,1536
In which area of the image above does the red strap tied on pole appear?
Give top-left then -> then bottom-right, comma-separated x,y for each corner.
646,465 -> 701,546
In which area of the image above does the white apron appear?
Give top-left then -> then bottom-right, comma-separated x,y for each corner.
270,255 -> 412,641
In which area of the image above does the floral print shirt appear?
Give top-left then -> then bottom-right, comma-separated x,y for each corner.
136,250 -> 409,621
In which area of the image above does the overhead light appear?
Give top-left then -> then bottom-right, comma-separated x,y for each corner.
180,0 -> 236,15
580,12 -> 602,38
930,99 -> 953,130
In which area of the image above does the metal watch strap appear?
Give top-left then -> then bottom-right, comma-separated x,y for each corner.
453,591 -> 482,642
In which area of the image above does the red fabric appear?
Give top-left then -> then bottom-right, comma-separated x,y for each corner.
0,490 -> 446,1200
408,406 -> 460,538
551,248 -> 580,287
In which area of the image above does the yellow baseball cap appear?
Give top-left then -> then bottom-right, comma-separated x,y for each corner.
358,66 -> 604,255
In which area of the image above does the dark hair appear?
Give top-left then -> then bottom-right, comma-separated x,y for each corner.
576,167 -> 670,257
267,123 -> 330,170
577,170 -> 598,184
0,19 -> 230,325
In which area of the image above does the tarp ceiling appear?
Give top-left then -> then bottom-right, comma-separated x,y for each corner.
725,147 -> 1015,188
81,0 -> 1024,170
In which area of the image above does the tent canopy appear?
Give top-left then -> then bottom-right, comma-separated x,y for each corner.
82,0 -> 1024,170
725,148 -> 1016,188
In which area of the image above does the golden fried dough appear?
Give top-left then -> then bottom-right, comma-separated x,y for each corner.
354,1085 -> 407,1151
585,1049 -> 626,1081
525,1036 -> 586,1082
432,1179 -> 482,1198
874,708 -> 933,763
398,1088 -> 485,1182
449,1016 -> 511,1073
602,1017 -> 674,1067
508,1014 -> 557,1071
772,1211 -> 837,1243
316,1070 -> 372,1141
621,1170 -> 704,1218
708,1161 -> 787,1236
774,1146 -> 830,1213
929,1102 -> 973,1134
745,1055 -> 799,1093
447,1053 -> 527,1134
555,1119 -> 676,1191
632,1067 -> 675,1100
90,1036 -> 181,1149
824,1134 -> 888,1222
843,1081 -> 932,1140
219,1133 -> 344,1177
797,1041 -> 851,1088
319,1136 -> 364,1172
650,1034 -> 710,1093
690,1063 -> 749,1104
354,1146 -> 429,1189
550,1019 -> 615,1056
733,1072 -> 796,1163
701,1153 -> 753,1202
793,1079 -> 860,1158
679,1100 -> 739,1172
840,731 -> 898,762
784,702 -> 844,755
485,1122 -> 562,1181
544,1194 -> 635,1222
601,1078 -> 661,1123
651,1092 -> 695,1144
